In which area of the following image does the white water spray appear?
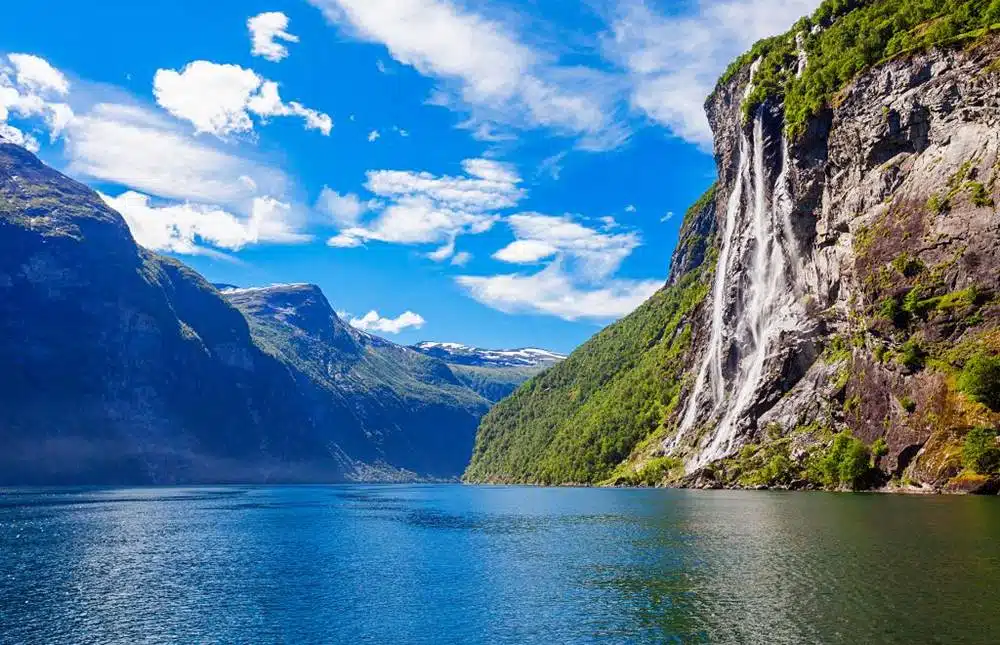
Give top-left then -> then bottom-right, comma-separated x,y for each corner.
672,62 -> 808,468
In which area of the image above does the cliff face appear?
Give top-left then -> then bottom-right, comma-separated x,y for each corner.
668,34 -> 1000,489
466,21 -> 1000,491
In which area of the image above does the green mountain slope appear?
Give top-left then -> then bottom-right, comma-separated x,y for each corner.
463,190 -> 718,484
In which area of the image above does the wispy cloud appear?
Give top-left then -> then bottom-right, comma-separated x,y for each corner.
606,0 -> 820,147
457,264 -> 661,321
459,211 -> 659,322
328,158 -> 523,256
307,0 -> 628,150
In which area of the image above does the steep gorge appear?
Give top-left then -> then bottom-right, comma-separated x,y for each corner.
465,1 -> 1000,492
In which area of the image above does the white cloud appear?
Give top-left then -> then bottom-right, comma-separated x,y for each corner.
0,123 -> 39,152
0,54 -> 75,142
463,210 -> 658,321
7,53 -> 70,95
65,102 -> 286,206
625,204 -> 636,213
101,191 -> 310,254
248,11 -> 300,62
366,158 -> 524,211
368,129 -> 380,142
153,60 -> 331,137
308,0 -> 627,149
451,251 -> 472,266
349,310 -> 426,334
393,125 -> 409,137
457,265 -> 661,321
317,187 -> 368,227
327,233 -> 365,248
493,239 -> 557,264
0,52 -> 311,256
494,213 -> 641,280
607,0 -> 819,147
661,211 -> 675,222
427,237 -> 456,262
330,158 -> 522,250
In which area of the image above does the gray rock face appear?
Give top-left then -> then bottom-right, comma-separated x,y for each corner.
667,37 -> 1000,479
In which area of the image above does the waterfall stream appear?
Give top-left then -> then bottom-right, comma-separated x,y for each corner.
671,64 -> 807,468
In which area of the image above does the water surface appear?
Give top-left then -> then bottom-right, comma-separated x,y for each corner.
1,486 -> 998,644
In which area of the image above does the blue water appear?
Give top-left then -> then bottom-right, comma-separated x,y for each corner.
2,486 -> 999,644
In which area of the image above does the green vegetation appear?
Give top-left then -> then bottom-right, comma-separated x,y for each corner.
872,437 -> 890,458
968,181 -> 995,207
714,0 -> 1000,136
810,431 -> 873,490
626,456 -> 685,487
897,339 -> 926,371
463,187 -> 718,485
732,441 -> 799,488
957,352 -> 1000,411
962,427 -> 1000,474
927,194 -> 950,215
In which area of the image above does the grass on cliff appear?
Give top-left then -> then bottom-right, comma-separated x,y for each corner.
716,0 -> 1000,136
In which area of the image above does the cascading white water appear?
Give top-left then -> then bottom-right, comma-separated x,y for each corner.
672,61 -> 807,468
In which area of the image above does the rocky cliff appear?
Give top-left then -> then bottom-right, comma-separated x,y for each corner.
0,143 -> 514,484
465,1 -> 1000,492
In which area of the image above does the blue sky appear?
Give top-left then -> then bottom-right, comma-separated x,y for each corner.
0,0 -> 817,353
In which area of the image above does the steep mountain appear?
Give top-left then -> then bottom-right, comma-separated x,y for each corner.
223,284 -> 489,478
465,0 -> 1000,493
0,142 -> 484,484
410,342 -> 566,402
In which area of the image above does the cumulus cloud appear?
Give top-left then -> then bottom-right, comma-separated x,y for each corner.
7,53 -> 70,95
328,158 -> 522,250
349,310 -> 426,334
606,0 -> 819,147
0,53 -> 75,146
308,0 -> 627,149
101,191 -> 310,254
368,129 -> 380,142
153,60 -> 331,137
457,265 -> 661,321
0,124 -> 39,151
248,11 -> 300,62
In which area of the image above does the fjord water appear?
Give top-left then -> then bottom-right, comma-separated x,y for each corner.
2,487 -> 999,644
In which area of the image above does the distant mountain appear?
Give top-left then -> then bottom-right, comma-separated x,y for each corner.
411,342 -> 565,402
223,284 -> 489,478
0,141 -> 514,484
411,342 -> 566,368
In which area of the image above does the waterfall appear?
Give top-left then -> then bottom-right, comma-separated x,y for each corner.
672,64 -> 806,468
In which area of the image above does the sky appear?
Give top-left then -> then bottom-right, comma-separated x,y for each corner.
0,0 -> 819,353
